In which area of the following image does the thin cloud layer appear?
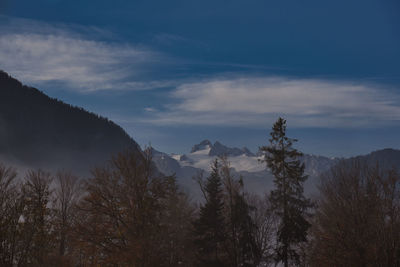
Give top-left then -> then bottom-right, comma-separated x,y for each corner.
145,77 -> 400,127
1,17 -> 399,129
0,17 -> 163,92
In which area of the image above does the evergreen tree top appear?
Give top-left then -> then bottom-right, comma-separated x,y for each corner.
259,117 -> 312,267
260,117 -> 303,165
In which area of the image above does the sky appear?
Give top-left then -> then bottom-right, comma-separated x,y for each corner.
0,0 -> 399,157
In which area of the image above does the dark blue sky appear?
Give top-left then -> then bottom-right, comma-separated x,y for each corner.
0,0 -> 399,156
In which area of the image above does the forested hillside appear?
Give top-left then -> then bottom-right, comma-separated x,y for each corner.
0,71 -> 140,173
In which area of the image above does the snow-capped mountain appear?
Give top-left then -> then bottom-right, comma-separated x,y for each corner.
153,140 -> 400,201
152,140 -> 340,200
191,140 -> 255,157
179,140 -> 264,172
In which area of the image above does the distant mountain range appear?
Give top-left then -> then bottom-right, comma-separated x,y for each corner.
152,140 -> 338,199
191,140 -> 255,157
0,71 -> 140,174
152,140 -> 400,200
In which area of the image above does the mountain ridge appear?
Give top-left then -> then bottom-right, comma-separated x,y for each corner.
152,140 -> 400,199
0,70 -> 140,174
191,139 -> 255,157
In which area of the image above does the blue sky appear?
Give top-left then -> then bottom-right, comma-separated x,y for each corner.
0,0 -> 399,157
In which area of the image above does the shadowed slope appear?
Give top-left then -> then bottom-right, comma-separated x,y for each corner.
0,71 -> 140,174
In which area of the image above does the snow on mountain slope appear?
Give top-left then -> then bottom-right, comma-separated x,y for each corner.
179,140 -> 265,172
152,143 -> 400,202
180,150 -> 265,172
151,140 -> 340,200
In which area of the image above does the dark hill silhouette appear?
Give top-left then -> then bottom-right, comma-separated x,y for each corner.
348,148 -> 400,171
0,71 -> 140,174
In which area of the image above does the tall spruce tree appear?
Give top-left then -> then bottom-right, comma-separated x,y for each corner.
219,157 -> 260,267
231,192 -> 259,267
260,117 -> 312,267
194,159 -> 227,267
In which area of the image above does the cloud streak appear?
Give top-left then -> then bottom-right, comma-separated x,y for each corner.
1,16 -> 399,129
0,16 -> 166,92
143,77 -> 400,127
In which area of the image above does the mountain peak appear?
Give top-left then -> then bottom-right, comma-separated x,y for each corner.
209,141 -> 255,157
190,140 -> 212,153
189,140 -> 256,157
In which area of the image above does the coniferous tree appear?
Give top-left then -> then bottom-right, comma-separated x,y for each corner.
219,158 -> 260,267
231,192 -> 259,266
260,117 -> 312,267
194,159 -> 227,267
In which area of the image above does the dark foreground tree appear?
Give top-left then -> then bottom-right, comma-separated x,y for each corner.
260,117 -> 312,267
75,148 -> 194,267
219,157 -> 260,267
0,164 -> 23,266
246,193 -> 277,266
309,161 -> 400,266
52,170 -> 82,265
19,170 -> 53,266
194,158 -> 266,267
194,159 -> 227,266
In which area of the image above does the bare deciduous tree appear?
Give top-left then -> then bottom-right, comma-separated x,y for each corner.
18,169 -> 53,266
309,161 -> 400,266
0,163 -> 23,266
75,148 -> 194,266
52,170 -> 82,265
247,193 -> 277,266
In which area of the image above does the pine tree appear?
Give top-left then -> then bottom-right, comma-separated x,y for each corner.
260,117 -> 312,267
219,157 -> 259,267
194,159 -> 227,267
231,192 -> 259,267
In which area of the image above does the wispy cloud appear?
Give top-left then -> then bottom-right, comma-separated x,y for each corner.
144,107 -> 157,112
1,16 -> 399,129
142,77 -> 400,127
0,16 -> 168,92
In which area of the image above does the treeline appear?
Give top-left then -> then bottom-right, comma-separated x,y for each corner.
0,118 -> 399,266
309,161 -> 400,266
0,149 -> 277,266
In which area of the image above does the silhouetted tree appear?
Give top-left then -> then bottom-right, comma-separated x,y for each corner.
219,157 -> 260,267
194,159 -> 228,267
51,170 -> 82,265
18,170 -> 53,266
260,117 -> 312,267
75,148 -> 193,266
247,193 -> 277,266
309,161 -> 400,266
0,164 -> 23,266
158,177 -> 196,266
